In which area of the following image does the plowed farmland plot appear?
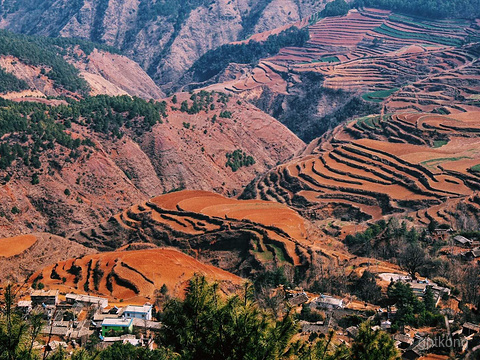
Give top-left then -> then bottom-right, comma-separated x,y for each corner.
0,235 -> 36,257
31,248 -> 243,301
242,112 -> 480,232
227,8 -> 480,113
69,190 -> 315,276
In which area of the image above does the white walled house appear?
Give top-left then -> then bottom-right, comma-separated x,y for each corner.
123,304 -> 153,320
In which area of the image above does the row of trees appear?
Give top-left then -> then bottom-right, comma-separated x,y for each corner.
0,277 -> 400,360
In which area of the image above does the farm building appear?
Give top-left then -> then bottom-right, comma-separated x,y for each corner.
66,293 -> 108,309
31,289 -> 59,306
463,248 -> 480,260
454,235 -> 473,246
310,295 -> 343,310
123,304 -> 153,320
132,318 -> 162,330
287,292 -> 309,306
394,333 -> 414,349
101,318 -> 133,337
462,322 -> 480,336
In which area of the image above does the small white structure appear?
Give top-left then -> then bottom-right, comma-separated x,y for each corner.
123,304 -> 153,320
311,295 -> 344,310
17,300 -> 32,313
381,320 -> 392,330
66,293 -> 108,309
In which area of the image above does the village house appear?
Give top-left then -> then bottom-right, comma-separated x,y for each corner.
101,318 -> 134,337
394,333 -> 414,350
123,304 -> 153,320
287,291 -> 309,306
66,293 -> 108,309
300,321 -> 325,334
17,300 -> 32,314
310,295 -> 344,310
462,322 -> 480,337
453,235 -> 473,246
463,247 -> 480,260
31,289 -> 59,307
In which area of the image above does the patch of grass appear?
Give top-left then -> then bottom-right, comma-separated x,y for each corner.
268,243 -> 287,263
362,88 -> 399,102
372,24 -> 463,47
433,140 -> 448,148
421,156 -> 470,167
313,56 -> 340,63
357,115 -> 379,129
470,164 -> 480,172
253,249 -> 274,262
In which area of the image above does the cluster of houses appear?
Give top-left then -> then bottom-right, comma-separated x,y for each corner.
285,275 -> 480,359
452,235 -> 480,261
17,290 -> 161,351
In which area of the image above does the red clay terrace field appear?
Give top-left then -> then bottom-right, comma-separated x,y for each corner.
226,8 -> 480,115
242,111 -> 480,233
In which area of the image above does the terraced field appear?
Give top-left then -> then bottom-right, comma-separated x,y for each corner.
241,112 -> 480,231
225,8 -> 480,114
31,248 -> 242,302
69,190 -> 314,277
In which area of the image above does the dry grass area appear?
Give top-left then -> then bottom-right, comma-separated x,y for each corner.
31,248 -> 243,302
0,235 -> 37,257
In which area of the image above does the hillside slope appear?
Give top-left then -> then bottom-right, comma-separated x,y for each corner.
189,8 -> 480,141
241,111 -> 480,237
30,248 -> 243,301
69,189 -> 314,277
0,92 -> 304,237
0,233 -> 94,283
0,30 -> 164,99
0,0 -> 331,89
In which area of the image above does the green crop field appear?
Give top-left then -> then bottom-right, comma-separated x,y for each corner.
470,164 -> 480,172
433,140 -> 448,148
362,88 -> 399,102
373,24 -> 463,47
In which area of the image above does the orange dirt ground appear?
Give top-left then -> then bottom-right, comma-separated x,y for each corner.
32,248 -> 243,303
0,234 -> 37,257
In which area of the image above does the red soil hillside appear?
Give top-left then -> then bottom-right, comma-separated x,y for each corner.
31,248 -> 243,302
0,233 -> 94,284
70,189 -> 314,277
0,49 -> 164,100
0,234 -> 36,257
72,49 -> 165,99
241,111 -> 480,236
209,8 -> 480,117
0,92 -> 303,238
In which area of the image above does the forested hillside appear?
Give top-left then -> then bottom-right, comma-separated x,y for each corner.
0,29 -> 93,94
